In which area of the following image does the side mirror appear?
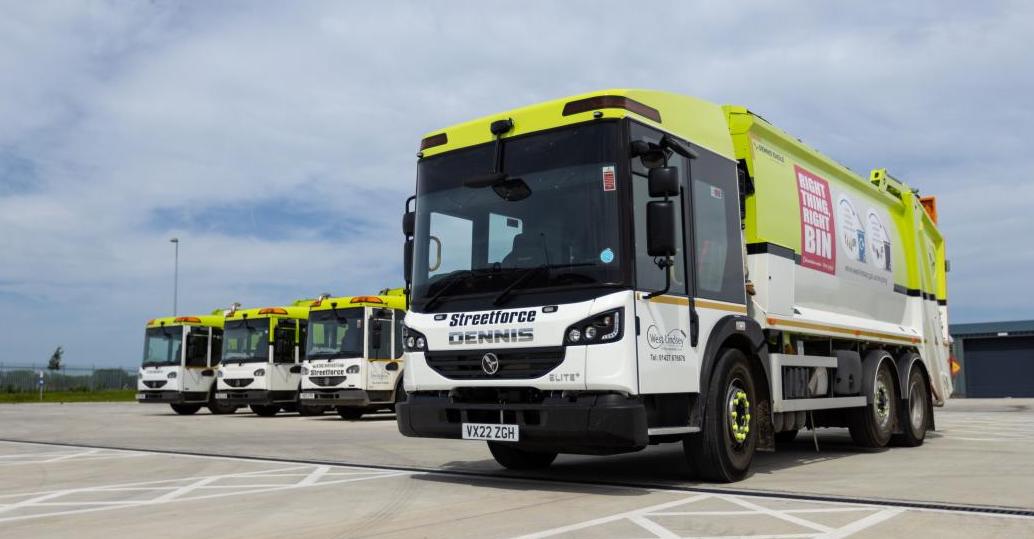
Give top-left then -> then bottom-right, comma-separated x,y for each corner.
647,200 -> 677,257
403,239 -> 414,284
402,211 -> 415,237
648,167 -> 680,198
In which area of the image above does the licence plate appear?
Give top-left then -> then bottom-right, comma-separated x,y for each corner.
135,393 -> 145,400
461,423 -> 519,442
300,392 -> 315,400
215,393 -> 228,399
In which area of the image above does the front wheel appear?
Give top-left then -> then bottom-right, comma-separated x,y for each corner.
892,364 -> 930,447
207,395 -> 237,415
170,403 -> 202,415
684,348 -> 758,482
848,358 -> 898,448
250,404 -> 280,417
487,442 -> 557,470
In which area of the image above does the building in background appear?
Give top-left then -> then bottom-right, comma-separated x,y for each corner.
950,320 -> 1034,397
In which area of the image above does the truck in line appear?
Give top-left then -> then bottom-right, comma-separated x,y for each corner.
299,289 -> 408,419
137,311 -> 238,415
215,301 -> 326,417
397,89 -> 951,481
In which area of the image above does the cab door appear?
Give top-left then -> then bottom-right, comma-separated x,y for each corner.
365,308 -> 396,392
631,123 -> 699,394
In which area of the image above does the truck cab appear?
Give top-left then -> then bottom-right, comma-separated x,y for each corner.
214,301 -> 321,416
299,290 -> 407,420
397,90 -> 950,481
137,312 -> 237,415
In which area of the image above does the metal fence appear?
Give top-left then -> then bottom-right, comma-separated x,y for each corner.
0,364 -> 136,393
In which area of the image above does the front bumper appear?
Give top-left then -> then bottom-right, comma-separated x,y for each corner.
299,389 -> 371,407
396,392 -> 648,455
214,389 -> 297,406
136,391 -> 207,404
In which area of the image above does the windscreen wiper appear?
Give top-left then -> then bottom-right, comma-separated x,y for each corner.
423,269 -> 473,311
493,265 -> 549,306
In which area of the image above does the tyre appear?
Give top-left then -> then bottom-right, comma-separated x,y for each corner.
487,442 -> 557,470
207,395 -> 237,415
170,403 -> 202,415
774,429 -> 799,444
298,404 -> 326,416
892,364 -> 930,447
848,358 -> 898,448
336,406 -> 364,420
250,404 -> 280,417
684,348 -> 758,482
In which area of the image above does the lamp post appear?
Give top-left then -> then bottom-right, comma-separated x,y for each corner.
170,237 -> 179,316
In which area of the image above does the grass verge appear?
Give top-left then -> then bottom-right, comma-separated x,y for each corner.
0,389 -> 137,403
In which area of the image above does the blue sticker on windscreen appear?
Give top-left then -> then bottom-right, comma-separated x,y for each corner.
600,248 -> 615,264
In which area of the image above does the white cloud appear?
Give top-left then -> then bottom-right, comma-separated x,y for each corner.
0,1 -> 1031,366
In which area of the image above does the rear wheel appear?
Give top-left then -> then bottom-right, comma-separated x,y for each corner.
487,442 -> 557,470
207,394 -> 237,415
298,404 -> 326,416
170,403 -> 202,415
892,365 -> 930,447
685,348 -> 758,482
336,407 -> 364,420
848,358 -> 898,448
250,404 -> 280,417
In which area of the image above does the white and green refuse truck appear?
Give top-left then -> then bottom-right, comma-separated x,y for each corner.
397,90 -> 951,481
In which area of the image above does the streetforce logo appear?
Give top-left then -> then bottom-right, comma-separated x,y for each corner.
449,310 -> 537,326
447,309 -> 536,345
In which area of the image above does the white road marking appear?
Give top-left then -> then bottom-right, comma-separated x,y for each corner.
629,515 -> 681,538
512,494 -> 711,539
719,495 -> 834,533
815,508 -> 903,538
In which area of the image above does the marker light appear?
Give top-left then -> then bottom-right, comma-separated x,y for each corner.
350,296 -> 384,304
258,307 -> 288,315
167,372 -> 177,379
419,132 -> 448,151
217,370 -> 224,378
561,95 -> 661,123
346,365 -> 360,374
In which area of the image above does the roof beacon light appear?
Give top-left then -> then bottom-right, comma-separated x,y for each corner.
350,296 -> 385,305
174,316 -> 202,323
561,95 -> 661,123
258,307 -> 289,315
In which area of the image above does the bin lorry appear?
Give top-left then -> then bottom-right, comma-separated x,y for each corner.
214,301 -> 324,417
137,311 -> 238,415
299,289 -> 408,419
397,89 -> 951,481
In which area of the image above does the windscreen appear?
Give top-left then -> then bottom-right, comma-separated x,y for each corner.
306,308 -> 364,359
221,319 -> 270,363
142,326 -> 182,367
411,121 -> 627,311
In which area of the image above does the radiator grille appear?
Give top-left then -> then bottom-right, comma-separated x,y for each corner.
425,347 -> 565,380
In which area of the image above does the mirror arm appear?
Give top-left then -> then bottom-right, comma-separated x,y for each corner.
645,257 -> 673,299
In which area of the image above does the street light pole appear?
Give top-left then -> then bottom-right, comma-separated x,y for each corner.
170,237 -> 179,316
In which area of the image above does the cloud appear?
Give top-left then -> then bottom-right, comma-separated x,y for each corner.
0,1 -> 1031,366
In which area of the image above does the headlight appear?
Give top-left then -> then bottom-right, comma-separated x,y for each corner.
217,370 -> 224,378
300,366 -> 309,375
564,308 -> 623,346
346,365 -> 360,374
402,326 -> 427,352
253,368 -> 266,377
166,372 -> 177,379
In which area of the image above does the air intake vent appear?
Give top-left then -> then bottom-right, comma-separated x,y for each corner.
425,347 -> 565,380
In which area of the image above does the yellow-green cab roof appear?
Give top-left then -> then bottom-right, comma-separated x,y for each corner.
224,300 -> 311,322
309,289 -> 407,313
419,89 -> 735,161
147,309 -> 225,329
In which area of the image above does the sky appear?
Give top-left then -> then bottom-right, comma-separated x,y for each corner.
1,1 -> 1032,368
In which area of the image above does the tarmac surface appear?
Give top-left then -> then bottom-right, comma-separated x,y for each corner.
1,398 -> 1033,538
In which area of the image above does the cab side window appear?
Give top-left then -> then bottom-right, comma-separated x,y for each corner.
393,310 -> 405,358
185,330 -> 208,367
210,331 -> 223,366
273,322 -> 295,363
691,151 -> 745,304
367,311 -> 392,360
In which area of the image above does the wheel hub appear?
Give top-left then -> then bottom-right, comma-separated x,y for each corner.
727,385 -> 751,444
874,378 -> 891,428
